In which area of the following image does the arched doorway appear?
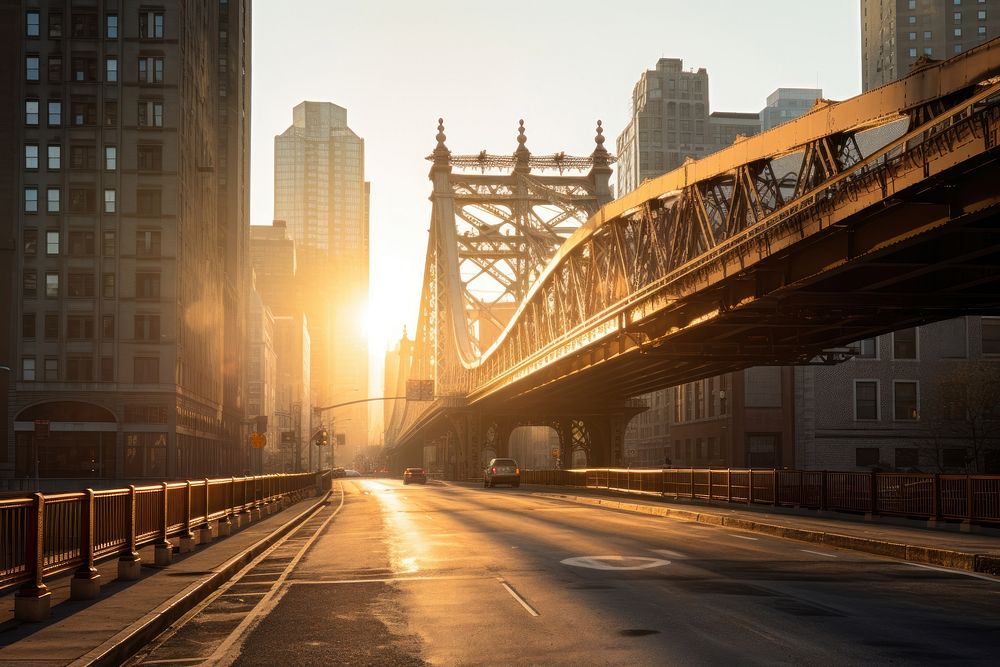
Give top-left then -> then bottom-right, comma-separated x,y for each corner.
14,401 -> 118,479
508,425 -> 559,470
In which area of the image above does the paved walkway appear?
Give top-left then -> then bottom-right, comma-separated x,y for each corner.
0,482 -> 997,666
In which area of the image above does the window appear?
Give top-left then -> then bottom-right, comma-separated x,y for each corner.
48,100 -> 61,126
134,357 -> 159,384
102,315 -> 114,338
955,44 -> 964,53
43,358 -> 58,382
72,12 -> 98,38
46,231 -> 59,255
907,0 -> 915,8
47,145 -> 60,170
135,314 -> 160,341
67,273 -> 95,298
138,100 -> 164,127
924,47 -> 933,55
137,189 -> 161,215
22,358 -> 36,381
66,357 -> 93,382
48,12 -> 63,38
24,187 -> 38,213
25,144 -> 38,169
137,230 -> 161,257
44,313 -> 58,339
45,272 -> 59,298
983,318 -> 1000,354
71,96 -> 97,126
23,271 -> 37,298
137,144 -> 163,171
978,26 -> 987,35
48,55 -> 63,83
71,55 -> 97,82
23,229 -> 38,256
46,187 -> 60,213
106,14 -> 118,39
136,273 -> 161,299
139,11 -> 164,39
100,357 -> 113,382
26,10 -> 40,37
105,145 -> 116,170
67,316 -> 94,339
746,434 -> 779,468
978,10 -> 987,19
893,328 -> 917,359
908,15 -> 916,24
68,231 -> 95,256
70,145 -> 96,170
856,447 -> 879,467
104,100 -> 117,126
855,380 -> 879,420
924,30 -> 932,39
102,231 -> 116,256
26,56 -> 40,81
105,57 -> 117,82
138,57 -> 165,83
943,448 -> 967,468
909,31 -> 917,40
955,11 -> 962,20
104,189 -> 116,213
851,337 -> 877,359
894,381 -> 919,420
909,47 -> 918,57
22,313 -> 36,338
102,273 -> 115,298
69,188 -> 96,213
955,28 -> 962,37
26,99 -> 39,126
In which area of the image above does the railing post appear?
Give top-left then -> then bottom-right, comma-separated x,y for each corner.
199,478 -> 213,544
689,469 -> 695,500
219,478 -> 234,537
797,471 -> 804,508
930,472 -> 941,526
964,473 -> 974,530
15,493 -> 51,622
119,485 -> 142,580
727,469 -> 732,503
180,480 -> 196,552
708,470 -> 714,501
71,489 -> 101,599
771,469 -> 777,506
155,482 -> 172,565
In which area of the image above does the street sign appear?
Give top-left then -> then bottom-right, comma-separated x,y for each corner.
250,432 -> 266,449
406,379 -> 434,401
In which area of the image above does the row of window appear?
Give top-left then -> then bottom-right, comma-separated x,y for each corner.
854,380 -> 919,421
851,321 -> 1000,359
855,446 -> 967,470
25,10 -> 163,40
22,229 -> 161,258
25,98 -> 163,128
908,25 -> 987,40
19,356 -> 158,383
21,270 -> 160,300
25,143 -> 163,172
23,187 -> 162,216
24,54 -> 164,84
22,312 -> 160,341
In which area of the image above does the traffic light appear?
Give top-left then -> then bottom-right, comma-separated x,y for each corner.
313,429 -> 329,447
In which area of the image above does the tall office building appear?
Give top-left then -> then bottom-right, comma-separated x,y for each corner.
861,0 -> 999,91
759,88 -> 823,131
274,102 -> 370,462
2,1 -> 252,483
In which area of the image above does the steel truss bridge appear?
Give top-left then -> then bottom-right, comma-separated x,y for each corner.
386,40 -> 1000,478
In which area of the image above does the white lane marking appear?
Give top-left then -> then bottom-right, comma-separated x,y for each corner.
289,574 -> 479,585
207,489 -> 347,667
561,555 -> 671,570
727,534 -> 758,541
498,578 -> 540,617
908,562 -> 1000,583
137,659 -> 205,665
801,549 -> 838,558
652,549 -> 688,559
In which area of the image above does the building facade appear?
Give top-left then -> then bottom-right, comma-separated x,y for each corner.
273,101 -> 370,463
759,88 -> 823,131
861,0 -> 999,91
3,1 -> 252,483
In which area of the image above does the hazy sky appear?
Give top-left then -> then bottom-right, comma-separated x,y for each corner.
250,0 -> 861,431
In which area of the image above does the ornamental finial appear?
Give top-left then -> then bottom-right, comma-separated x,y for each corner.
435,118 -> 447,150
595,120 -> 605,148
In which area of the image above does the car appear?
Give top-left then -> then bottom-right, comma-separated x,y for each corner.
483,458 -> 521,488
403,467 -> 428,485
330,467 -> 346,479
344,469 -> 362,477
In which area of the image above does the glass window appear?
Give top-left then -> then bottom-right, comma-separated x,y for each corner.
106,14 -> 118,38
48,12 -> 63,38
22,358 -> 36,381
105,57 -> 117,82
978,26 -> 987,35
894,381 -> 919,420
47,145 -> 60,170
48,55 -> 63,83
26,11 -> 40,36
138,57 -> 165,83
22,314 -> 36,338
105,146 -> 116,170
104,100 -> 117,126
908,15 -> 917,24
46,231 -> 59,255
907,0 -> 915,8
23,271 -> 37,297
955,44 -> 963,53
924,47 -> 933,55
25,144 -> 38,169
978,10 -> 986,19
24,187 -> 38,213
102,273 -> 115,298
103,231 -> 116,256
139,11 -> 165,38
856,447 -> 879,467
851,337 -> 877,359
48,100 -> 61,126
26,56 -> 40,81
45,272 -> 59,298
893,328 -> 917,359
67,273 -> 95,298
982,318 -> 1000,354
923,30 -> 932,39
68,231 -> 95,256
138,100 -> 164,127
137,230 -> 162,257
26,99 -> 39,126
909,31 -> 917,40
955,28 -> 962,37
104,189 -> 116,213
909,48 -> 918,57
23,229 -> 37,256
955,11 -> 962,20
43,358 -> 58,382
46,187 -> 60,213
855,381 -> 878,420
102,315 -> 114,338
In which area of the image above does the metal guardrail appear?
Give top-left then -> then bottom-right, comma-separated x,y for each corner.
0,472 -> 324,597
523,468 -> 1000,525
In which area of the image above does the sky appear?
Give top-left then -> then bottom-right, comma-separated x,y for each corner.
250,0 -> 862,437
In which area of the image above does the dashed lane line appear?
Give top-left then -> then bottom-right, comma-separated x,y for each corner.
801,549 -> 838,558
498,577 -> 540,617
727,534 -> 759,541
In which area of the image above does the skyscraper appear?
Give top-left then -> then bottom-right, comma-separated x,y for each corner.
861,0 -> 999,91
2,1 -> 252,482
273,102 -> 370,460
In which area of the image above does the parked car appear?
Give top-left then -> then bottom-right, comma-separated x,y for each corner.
483,458 -> 521,488
403,467 -> 428,485
331,467 -> 346,479
344,469 -> 362,477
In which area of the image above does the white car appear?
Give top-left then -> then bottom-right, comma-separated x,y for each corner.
344,469 -> 362,477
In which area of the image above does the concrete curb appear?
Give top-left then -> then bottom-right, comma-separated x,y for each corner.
536,492 -> 998,576
72,490 -> 332,667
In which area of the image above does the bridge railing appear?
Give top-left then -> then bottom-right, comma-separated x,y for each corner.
0,472 -> 324,597
522,468 -> 1000,525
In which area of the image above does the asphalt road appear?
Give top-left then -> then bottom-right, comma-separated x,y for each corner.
127,479 -> 1000,666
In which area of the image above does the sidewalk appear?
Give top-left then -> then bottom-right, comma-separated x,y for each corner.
0,492 -> 329,667
522,484 -> 1000,575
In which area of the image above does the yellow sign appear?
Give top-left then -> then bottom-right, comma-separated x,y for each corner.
251,432 -> 267,449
